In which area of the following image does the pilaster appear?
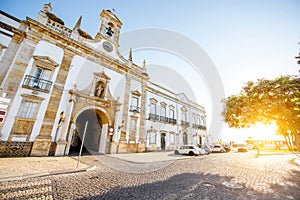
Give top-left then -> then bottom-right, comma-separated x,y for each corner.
139,81 -> 147,142
0,38 -> 38,95
120,74 -> 131,140
39,50 -> 75,138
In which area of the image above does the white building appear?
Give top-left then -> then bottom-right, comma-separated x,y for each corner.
0,3 -> 207,157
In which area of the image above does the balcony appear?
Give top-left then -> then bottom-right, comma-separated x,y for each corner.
149,113 -> 159,121
159,116 -> 168,123
168,118 -> 177,124
199,125 -> 207,130
22,75 -> 52,93
129,105 -> 140,113
192,124 -> 207,130
181,120 -> 190,127
46,19 -> 71,37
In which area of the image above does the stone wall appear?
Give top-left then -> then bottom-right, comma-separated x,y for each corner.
0,141 -> 33,157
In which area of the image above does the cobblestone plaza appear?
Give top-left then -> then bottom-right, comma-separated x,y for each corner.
1,152 -> 299,199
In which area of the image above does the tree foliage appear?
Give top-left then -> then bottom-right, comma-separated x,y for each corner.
222,75 -> 300,149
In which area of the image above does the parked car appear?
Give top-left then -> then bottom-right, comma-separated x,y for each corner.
212,144 -> 226,153
174,145 -> 205,156
237,144 -> 248,152
223,144 -> 231,152
198,144 -> 212,155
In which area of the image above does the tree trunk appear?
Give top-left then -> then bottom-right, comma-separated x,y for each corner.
293,134 -> 300,152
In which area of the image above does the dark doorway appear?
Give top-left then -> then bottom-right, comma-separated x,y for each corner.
161,133 -> 166,150
183,132 -> 188,145
69,109 -> 103,155
199,136 -> 202,145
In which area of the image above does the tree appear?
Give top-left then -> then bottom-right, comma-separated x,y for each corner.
222,75 -> 300,151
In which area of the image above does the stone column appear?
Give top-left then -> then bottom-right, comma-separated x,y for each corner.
0,31 -> 25,84
120,74 -> 131,140
99,124 -> 108,154
138,80 -> 147,152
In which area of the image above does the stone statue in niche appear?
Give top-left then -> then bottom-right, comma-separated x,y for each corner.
95,81 -> 105,97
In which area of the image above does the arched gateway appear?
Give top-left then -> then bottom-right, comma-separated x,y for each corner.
69,109 -> 110,155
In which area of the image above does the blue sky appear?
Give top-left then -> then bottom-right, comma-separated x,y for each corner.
1,0 -> 300,142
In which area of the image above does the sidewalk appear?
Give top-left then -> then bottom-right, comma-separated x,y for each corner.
0,156 -> 95,182
0,151 -> 188,182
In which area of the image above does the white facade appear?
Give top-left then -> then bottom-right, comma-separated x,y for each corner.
0,3 -> 207,157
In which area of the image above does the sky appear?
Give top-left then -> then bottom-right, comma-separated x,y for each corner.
1,0 -> 300,143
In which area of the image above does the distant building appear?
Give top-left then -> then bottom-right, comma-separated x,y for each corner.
0,3 -> 207,157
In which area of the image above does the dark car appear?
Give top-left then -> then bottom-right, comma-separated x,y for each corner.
223,144 -> 231,152
237,144 -> 248,152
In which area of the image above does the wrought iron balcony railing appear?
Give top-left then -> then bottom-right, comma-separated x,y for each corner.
168,118 -> 177,124
129,105 -> 141,113
22,75 -> 52,93
181,120 -> 190,126
149,113 -> 160,121
192,124 -> 207,130
160,116 -> 168,123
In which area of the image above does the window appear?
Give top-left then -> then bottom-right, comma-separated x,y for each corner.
132,97 -> 138,107
169,109 -> 174,119
150,132 -> 156,144
160,106 -> 168,122
23,56 -> 58,93
19,101 -> 38,119
130,97 -> 140,112
201,116 -> 205,125
150,103 -> 156,114
33,67 -> 51,83
22,66 -> 53,93
182,112 -> 187,122
170,133 -> 175,144
161,106 -> 166,117
130,118 -> 137,132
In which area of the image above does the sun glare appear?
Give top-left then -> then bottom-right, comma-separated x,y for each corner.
247,122 -> 284,141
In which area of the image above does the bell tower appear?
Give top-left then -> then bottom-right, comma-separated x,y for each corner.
96,10 -> 123,46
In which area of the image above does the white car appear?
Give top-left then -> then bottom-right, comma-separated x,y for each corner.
174,145 -> 205,156
212,144 -> 226,153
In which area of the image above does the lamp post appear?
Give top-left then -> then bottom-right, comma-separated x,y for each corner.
54,111 -> 65,142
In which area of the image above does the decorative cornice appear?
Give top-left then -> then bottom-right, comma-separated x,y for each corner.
20,94 -> 45,101
33,55 -> 59,70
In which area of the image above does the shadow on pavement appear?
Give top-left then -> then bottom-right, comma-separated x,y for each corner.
76,171 -> 300,200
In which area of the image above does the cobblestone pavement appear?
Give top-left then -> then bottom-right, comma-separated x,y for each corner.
1,152 -> 299,199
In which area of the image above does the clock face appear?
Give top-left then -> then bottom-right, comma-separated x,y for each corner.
102,41 -> 113,53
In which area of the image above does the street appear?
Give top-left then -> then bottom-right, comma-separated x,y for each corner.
1,152 -> 299,200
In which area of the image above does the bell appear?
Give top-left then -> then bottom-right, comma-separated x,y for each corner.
106,26 -> 114,36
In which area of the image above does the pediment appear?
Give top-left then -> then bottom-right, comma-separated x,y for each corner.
176,93 -> 190,103
33,55 -> 59,70
131,90 -> 141,97
94,71 -> 111,81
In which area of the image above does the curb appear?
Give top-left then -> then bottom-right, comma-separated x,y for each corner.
295,158 -> 300,166
0,165 -> 96,182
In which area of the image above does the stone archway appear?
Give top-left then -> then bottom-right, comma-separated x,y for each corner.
69,109 -> 109,155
